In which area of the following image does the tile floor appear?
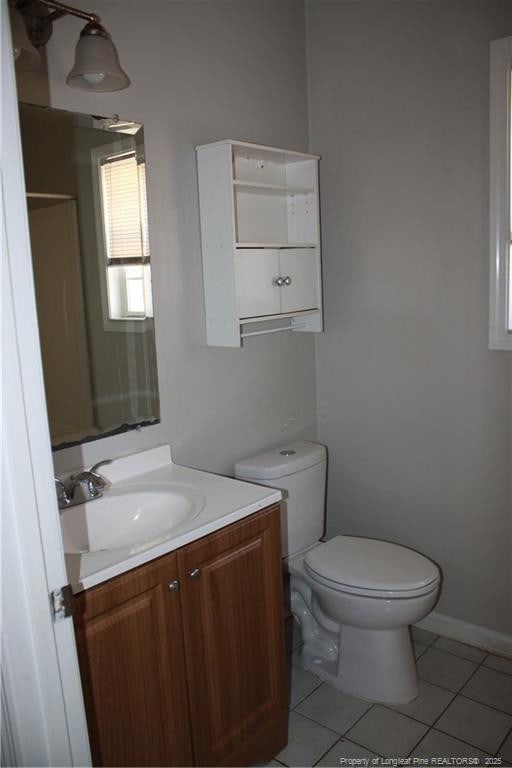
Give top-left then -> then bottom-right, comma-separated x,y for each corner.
272,620 -> 512,767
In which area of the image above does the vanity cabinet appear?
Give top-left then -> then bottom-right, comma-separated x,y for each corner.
74,504 -> 287,767
196,139 -> 323,346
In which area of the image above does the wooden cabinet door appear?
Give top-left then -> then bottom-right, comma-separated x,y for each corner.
178,504 -> 287,766
74,553 -> 193,767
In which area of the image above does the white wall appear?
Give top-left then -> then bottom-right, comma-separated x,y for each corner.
307,0 -> 512,634
23,0 -> 316,475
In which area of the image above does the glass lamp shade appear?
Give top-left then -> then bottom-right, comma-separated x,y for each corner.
9,6 -> 41,71
66,23 -> 130,92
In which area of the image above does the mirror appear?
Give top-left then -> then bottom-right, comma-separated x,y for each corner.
19,103 -> 160,450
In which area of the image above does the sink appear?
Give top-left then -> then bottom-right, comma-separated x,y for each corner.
60,482 -> 206,555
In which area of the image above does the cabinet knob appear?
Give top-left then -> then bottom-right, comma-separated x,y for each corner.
168,579 -> 180,592
283,276 -> 292,286
188,568 -> 201,580
272,276 -> 285,287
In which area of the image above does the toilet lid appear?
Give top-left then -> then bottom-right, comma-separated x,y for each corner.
304,536 -> 439,593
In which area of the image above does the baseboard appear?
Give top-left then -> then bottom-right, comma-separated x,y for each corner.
416,611 -> 512,659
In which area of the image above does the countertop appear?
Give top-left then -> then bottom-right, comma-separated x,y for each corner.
63,446 -> 282,593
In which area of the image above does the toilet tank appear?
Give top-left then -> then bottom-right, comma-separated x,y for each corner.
234,441 -> 327,557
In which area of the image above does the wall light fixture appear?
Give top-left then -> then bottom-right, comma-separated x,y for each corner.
10,0 -> 130,92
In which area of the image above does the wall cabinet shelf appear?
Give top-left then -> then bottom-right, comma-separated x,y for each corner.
74,505 -> 287,767
233,180 -> 315,195
236,242 -> 318,248
196,139 -> 323,346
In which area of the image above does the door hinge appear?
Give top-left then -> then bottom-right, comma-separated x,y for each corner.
50,584 -> 74,622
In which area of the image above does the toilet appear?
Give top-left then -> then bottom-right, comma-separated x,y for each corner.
234,441 -> 441,705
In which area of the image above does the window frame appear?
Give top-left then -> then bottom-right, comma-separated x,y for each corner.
90,140 -> 153,333
489,36 -> 512,350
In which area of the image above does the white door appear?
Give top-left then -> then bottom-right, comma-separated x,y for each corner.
279,249 -> 319,313
1,2 -> 91,764
236,248 -> 281,318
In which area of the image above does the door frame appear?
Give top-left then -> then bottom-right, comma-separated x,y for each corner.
1,2 -> 91,764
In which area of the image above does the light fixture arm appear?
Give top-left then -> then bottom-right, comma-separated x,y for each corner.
31,0 -> 100,25
11,0 -> 103,49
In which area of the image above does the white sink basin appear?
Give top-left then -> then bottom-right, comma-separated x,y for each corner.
60,482 -> 206,555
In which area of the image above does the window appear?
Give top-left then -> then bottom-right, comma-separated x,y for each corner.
99,149 -> 153,321
490,36 -> 512,350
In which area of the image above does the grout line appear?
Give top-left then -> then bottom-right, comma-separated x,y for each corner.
289,707 -> 345,738
473,663 -> 512,681
419,644 -> 483,668
495,723 -> 512,757
399,652 -> 511,758
335,735 -> 384,760
369,702 -> 432,730
456,692 -> 512,718
430,643 -> 489,665
414,654 -> 504,757
380,688 -> 456,730
416,674 -> 471,696
417,644 -> 487,696
429,651 -> 488,720
312,733 -> 385,766
484,660 -> 512,677
431,723 -> 495,757
293,699 -> 375,739
312,735 -> 345,766
414,645 -> 429,660
407,724 -> 433,759
406,725 -> 492,760
456,660 -> 512,716
290,696 -> 382,762
288,674 -> 323,709
411,629 -> 439,647
341,703 -> 376,734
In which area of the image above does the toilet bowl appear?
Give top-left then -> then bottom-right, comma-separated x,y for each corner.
234,441 -> 441,705
288,536 -> 440,703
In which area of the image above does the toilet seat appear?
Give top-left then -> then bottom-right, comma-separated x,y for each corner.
304,536 -> 440,599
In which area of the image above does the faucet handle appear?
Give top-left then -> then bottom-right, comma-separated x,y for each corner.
55,477 -> 71,508
89,459 -> 113,475
89,459 -> 113,488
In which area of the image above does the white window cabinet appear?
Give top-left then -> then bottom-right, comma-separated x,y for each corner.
196,140 -> 323,347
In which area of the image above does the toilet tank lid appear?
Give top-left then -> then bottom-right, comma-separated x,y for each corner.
234,441 -> 326,480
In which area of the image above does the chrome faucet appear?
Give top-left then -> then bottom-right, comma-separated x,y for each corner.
55,478 -> 71,507
55,460 -> 113,510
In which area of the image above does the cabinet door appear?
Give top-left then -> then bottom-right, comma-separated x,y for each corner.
179,505 -> 287,766
74,553 -> 193,767
236,249 -> 281,318
279,248 -> 320,313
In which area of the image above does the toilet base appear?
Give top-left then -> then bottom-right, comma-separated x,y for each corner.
296,625 -> 418,705
290,572 -> 420,704
338,625 -> 418,704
